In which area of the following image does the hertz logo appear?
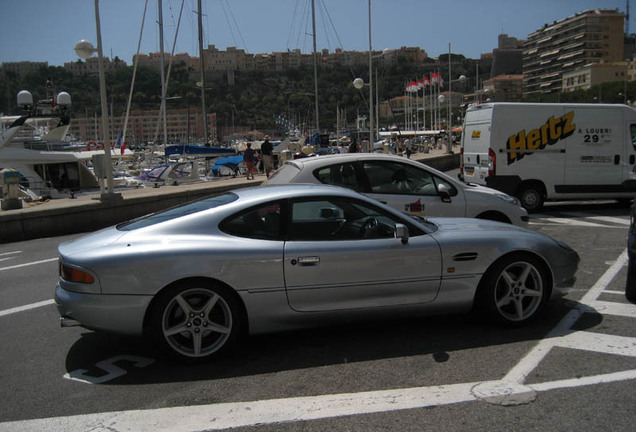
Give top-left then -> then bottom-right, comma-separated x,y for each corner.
506,111 -> 576,164
471,130 -> 481,139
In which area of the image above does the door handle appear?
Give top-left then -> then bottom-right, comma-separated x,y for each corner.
296,256 -> 320,266
614,155 -> 620,165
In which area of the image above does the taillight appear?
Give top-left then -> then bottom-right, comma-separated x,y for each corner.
488,148 -> 496,176
60,263 -> 95,284
459,147 -> 464,175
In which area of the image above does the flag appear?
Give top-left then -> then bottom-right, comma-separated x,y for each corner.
116,131 -> 126,155
422,76 -> 431,87
431,72 -> 440,85
417,79 -> 425,90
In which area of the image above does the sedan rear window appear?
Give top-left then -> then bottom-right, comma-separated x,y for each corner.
117,193 -> 238,231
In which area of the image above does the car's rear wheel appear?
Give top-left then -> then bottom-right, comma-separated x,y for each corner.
150,281 -> 241,363
476,254 -> 549,326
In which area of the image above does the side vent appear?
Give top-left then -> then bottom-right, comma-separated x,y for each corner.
453,252 -> 478,262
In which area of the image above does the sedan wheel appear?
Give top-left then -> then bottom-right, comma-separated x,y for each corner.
477,255 -> 548,326
151,282 -> 241,362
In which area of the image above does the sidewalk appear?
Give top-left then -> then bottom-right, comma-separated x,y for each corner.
0,148 -> 459,243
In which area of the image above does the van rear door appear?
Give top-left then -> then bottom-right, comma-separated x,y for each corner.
462,105 -> 493,185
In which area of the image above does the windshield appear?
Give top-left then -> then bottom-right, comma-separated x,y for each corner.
117,193 -> 238,231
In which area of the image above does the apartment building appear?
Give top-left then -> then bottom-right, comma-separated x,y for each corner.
523,9 -> 625,96
68,108 -> 217,145
562,61 -> 628,93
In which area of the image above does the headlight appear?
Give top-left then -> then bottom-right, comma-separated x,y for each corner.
494,193 -> 520,206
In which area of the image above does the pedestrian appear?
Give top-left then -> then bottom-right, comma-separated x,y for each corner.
261,136 -> 274,177
404,138 -> 412,158
244,142 -> 256,180
348,138 -> 359,153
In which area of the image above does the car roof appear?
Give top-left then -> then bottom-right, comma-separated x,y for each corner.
284,153 -> 438,170
235,183 -> 366,201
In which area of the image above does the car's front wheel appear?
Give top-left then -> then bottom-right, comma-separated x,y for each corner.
476,254 -> 549,326
150,281 -> 242,363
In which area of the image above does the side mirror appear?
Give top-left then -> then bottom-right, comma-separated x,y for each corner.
395,223 -> 409,245
438,183 -> 452,203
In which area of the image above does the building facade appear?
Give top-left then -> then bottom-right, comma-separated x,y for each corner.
523,9 -> 625,96
67,108 -> 217,145
562,62 -> 628,92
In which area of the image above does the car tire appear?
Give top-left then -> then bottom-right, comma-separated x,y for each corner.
518,184 -> 544,212
476,254 -> 549,326
150,280 -> 242,363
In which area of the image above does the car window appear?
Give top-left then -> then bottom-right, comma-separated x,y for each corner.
118,193 -> 239,230
312,163 -> 364,192
289,197 -> 420,241
220,202 -> 282,240
363,161 -> 439,196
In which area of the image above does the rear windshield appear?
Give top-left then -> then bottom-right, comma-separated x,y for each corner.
267,162 -> 301,183
117,193 -> 238,231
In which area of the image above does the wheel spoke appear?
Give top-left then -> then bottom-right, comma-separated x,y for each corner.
496,293 -> 513,309
192,331 -> 203,356
518,263 -> 533,287
201,293 -> 220,316
175,294 -> 193,315
524,288 -> 542,298
204,322 -> 231,335
164,322 -> 190,337
513,298 -> 525,319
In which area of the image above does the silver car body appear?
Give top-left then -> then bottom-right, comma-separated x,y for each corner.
264,153 -> 528,225
56,184 -> 577,342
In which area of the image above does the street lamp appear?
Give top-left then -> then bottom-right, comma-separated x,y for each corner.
438,74 -> 466,154
74,0 -> 121,201
353,77 -> 374,152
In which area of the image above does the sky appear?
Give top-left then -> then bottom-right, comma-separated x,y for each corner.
0,0 -> 632,67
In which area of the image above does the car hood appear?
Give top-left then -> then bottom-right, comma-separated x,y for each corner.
431,217 -> 532,234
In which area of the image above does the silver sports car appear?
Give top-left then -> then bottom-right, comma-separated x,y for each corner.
55,184 -> 579,362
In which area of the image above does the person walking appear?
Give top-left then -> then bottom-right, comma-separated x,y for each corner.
243,142 -> 256,180
348,138 -> 359,153
261,136 -> 274,178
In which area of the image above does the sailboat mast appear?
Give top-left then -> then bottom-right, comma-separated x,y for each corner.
198,0 -> 208,144
158,0 -> 167,145
311,0 -> 320,134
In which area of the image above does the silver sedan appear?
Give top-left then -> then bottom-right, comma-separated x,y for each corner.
55,184 -> 579,363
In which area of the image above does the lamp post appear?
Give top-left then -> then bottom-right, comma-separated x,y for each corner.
438,74 -> 466,154
74,0 -> 121,201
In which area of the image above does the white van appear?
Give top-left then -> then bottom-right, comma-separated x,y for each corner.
460,102 -> 636,211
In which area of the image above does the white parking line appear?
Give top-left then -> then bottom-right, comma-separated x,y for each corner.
0,258 -> 57,272
0,299 -> 55,318
0,250 -> 633,431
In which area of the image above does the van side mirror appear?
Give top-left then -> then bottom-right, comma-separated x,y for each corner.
438,184 -> 452,203
395,223 -> 409,244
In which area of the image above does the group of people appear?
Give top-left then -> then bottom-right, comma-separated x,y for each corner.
243,136 -> 275,180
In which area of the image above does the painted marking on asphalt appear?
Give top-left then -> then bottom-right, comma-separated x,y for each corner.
0,299 -> 55,318
64,355 -> 156,384
0,251 -> 633,431
0,257 -> 57,272
0,251 -> 21,264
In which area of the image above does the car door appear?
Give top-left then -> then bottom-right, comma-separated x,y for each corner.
283,196 -> 442,312
360,160 -> 465,218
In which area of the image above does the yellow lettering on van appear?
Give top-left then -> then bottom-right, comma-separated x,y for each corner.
506,130 -> 526,164
526,129 -> 541,150
505,111 -> 576,165
471,130 -> 481,139
562,111 -> 575,137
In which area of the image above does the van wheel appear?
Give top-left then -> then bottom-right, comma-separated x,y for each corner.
518,184 -> 544,212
